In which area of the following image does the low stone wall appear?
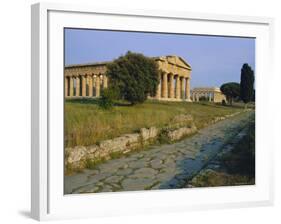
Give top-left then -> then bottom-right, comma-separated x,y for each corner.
65,126 -> 161,170
167,124 -> 197,141
200,111 -> 244,128
65,111 -> 244,171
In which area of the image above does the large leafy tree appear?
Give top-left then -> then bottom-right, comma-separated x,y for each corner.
240,63 -> 254,108
106,51 -> 159,104
220,82 -> 240,105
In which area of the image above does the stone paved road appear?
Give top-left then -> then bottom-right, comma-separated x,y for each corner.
65,111 -> 254,194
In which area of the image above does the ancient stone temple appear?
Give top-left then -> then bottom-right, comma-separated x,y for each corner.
191,87 -> 226,103
64,55 -> 192,101
64,61 -> 107,98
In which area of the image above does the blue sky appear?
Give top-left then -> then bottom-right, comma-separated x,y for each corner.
65,28 -> 255,88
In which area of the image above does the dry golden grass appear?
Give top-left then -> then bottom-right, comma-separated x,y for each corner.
64,99 -> 243,147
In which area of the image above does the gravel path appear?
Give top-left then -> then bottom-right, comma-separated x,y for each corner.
65,111 -> 254,194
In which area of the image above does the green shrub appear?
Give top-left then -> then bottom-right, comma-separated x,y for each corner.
106,51 -> 159,104
98,87 -> 119,110
158,128 -> 171,144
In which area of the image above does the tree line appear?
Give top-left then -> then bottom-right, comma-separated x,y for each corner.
220,63 -> 255,108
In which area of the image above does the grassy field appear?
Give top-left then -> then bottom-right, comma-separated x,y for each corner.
65,99 -> 244,148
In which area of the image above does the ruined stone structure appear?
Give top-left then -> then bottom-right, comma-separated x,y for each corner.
191,87 -> 226,103
153,56 -> 192,101
65,62 -> 108,98
64,55 -> 192,101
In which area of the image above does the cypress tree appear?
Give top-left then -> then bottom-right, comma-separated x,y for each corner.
240,63 -> 254,108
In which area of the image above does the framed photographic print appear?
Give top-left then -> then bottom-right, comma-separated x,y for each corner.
31,2 -> 274,221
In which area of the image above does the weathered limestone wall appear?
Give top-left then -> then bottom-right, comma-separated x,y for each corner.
65,127 -> 160,170
65,114 -> 196,170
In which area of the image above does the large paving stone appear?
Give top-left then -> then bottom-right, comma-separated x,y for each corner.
182,151 -> 197,159
163,157 -> 176,168
131,167 -> 158,178
82,169 -> 100,176
64,173 -> 91,194
150,183 -> 161,190
109,183 -> 122,191
121,178 -> 157,191
128,160 -> 148,169
104,175 -> 123,184
148,148 -> 162,154
72,183 -> 100,194
116,168 -> 133,176
156,172 -> 174,182
155,153 -> 169,160
161,149 -> 177,155
99,184 -> 113,193
86,172 -> 111,184
130,153 -> 145,159
98,161 -> 125,173
150,159 -> 164,169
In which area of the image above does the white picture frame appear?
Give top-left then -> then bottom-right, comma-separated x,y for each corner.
31,2 -> 274,221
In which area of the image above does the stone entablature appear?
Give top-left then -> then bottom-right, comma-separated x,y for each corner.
191,87 -> 226,103
64,55 -> 192,101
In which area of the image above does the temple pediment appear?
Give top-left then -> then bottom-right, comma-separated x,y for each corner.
156,55 -> 191,71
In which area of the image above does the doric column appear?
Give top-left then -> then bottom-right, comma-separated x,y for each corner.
175,75 -> 181,99
156,73 -> 161,99
103,75 -> 108,89
169,73 -> 174,98
69,76 -> 74,97
88,75 -> 93,97
65,77 -> 68,97
162,72 -> 168,98
185,78 -> 191,101
75,76 -> 80,97
82,75 -> 86,97
92,75 -> 96,96
181,77 -> 185,99
95,75 -> 100,97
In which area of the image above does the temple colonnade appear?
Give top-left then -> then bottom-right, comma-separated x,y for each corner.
155,72 -> 190,101
191,87 -> 226,103
64,61 -> 108,98
65,74 -> 108,98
